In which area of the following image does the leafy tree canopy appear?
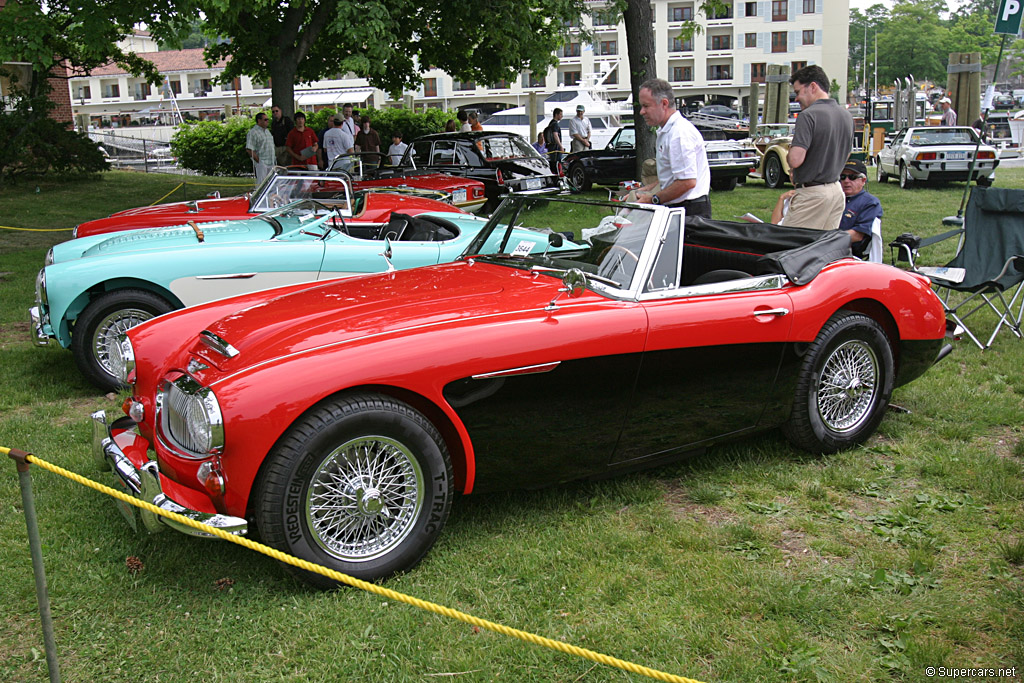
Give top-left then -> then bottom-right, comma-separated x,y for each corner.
152,0 -> 589,116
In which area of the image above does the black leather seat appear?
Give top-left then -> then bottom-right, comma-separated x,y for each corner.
691,269 -> 751,285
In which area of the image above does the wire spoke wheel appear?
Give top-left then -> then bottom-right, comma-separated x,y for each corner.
306,435 -> 424,562
92,307 -> 155,376
815,339 -> 879,433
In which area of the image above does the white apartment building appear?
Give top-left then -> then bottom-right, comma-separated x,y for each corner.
68,0 -> 848,129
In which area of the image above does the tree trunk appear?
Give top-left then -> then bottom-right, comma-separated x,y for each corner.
624,0 -> 657,181
269,58 -> 299,119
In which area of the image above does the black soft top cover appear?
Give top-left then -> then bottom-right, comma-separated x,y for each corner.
685,216 -> 853,285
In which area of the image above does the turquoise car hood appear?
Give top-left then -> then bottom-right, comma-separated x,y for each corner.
51,219 -> 277,263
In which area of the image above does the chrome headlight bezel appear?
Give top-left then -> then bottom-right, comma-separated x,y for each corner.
158,375 -> 225,460
109,333 -> 136,385
44,248 -> 54,266
35,268 -> 48,308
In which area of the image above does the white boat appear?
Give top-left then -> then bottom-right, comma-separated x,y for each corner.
481,67 -> 631,150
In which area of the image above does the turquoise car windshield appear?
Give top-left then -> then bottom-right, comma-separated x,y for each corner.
464,196 -> 657,289
262,200 -> 343,237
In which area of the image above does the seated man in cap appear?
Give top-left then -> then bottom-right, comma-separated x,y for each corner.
569,104 -> 592,153
771,158 -> 882,258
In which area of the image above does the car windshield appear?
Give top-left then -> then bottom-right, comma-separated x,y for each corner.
250,172 -> 354,214
907,128 -> 979,145
474,135 -> 543,161
463,196 -> 659,290
259,199 -> 344,237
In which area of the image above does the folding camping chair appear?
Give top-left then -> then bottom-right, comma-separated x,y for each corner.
889,186 -> 1024,350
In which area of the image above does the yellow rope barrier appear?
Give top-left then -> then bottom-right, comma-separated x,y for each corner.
147,182 -> 185,206
3,447 -> 705,683
0,226 -> 72,232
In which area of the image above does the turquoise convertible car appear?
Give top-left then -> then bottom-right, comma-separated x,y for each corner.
31,197 -> 545,391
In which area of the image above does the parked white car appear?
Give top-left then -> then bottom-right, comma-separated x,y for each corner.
875,126 -> 998,189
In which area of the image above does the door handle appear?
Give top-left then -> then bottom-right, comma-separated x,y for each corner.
752,307 -> 789,317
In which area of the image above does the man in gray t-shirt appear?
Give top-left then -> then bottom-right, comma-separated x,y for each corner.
781,65 -> 853,231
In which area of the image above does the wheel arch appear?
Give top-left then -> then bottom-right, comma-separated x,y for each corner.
55,278 -> 184,346
828,297 -> 901,369
246,382 -> 473,525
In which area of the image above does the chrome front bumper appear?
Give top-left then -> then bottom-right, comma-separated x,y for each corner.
91,410 -> 247,537
28,306 -> 50,346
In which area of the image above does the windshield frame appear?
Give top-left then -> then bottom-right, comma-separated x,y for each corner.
461,195 -> 675,299
249,170 -> 355,216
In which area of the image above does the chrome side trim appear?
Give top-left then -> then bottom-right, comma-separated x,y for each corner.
91,410 -> 247,537
195,273 -> 258,280
199,330 -> 240,358
472,361 -> 561,379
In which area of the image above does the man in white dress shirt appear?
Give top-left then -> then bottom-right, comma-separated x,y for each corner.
634,78 -> 711,218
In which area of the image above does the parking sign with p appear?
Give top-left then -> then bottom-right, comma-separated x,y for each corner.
996,0 -> 1023,35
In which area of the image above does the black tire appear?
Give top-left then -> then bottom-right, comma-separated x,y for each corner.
568,163 -> 591,192
252,393 -> 453,588
764,153 -> 786,189
899,163 -> 915,189
710,176 -> 739,192
976,175 -> 993,187
782,311 -> 895,454
875,158 -> 889,183
71,289 -> 175,392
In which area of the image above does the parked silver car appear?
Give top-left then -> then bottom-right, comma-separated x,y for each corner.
875,126 -> 998,189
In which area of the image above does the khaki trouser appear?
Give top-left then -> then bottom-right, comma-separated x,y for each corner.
780,182 -> 844,231
275,145 -> 290,166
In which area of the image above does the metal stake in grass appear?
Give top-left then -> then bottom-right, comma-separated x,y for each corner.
4,447 -> 61,683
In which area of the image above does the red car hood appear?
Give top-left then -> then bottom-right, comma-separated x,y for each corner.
192,261 -> 565,372
76,193 -> 462,237
78,196 -> 252,236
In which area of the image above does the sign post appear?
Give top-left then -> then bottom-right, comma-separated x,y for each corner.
995,0 -> 1023,35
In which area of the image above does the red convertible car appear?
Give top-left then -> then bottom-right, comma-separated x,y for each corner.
93,196 -> 950,587
74,168 -> 484,238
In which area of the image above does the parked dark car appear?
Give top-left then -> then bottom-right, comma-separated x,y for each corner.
992,94 -> 1016,110
699,104 -> 740,119
398,132 -> 561,212
562,125 -> 757,193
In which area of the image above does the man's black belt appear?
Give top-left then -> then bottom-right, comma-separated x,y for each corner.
668,195 -> 709,208
793,180 -> 836,188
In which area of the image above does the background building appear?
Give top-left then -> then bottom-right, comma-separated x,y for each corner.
68,0 -> 848,134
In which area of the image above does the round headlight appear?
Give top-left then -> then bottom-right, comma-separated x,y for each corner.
109,333 -> 136,385
162,376 -> 224,457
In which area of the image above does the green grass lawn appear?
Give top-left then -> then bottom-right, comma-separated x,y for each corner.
1,169 -> 1022,682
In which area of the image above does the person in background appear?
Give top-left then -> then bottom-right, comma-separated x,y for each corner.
444,119 -> 458,132
317,116 -> 334,169
634,78 -> 711,218
270,105 -> 293,166
458,110 -> 471,132
388,131 -> 408,166
245,112 -> 275,183
533,131 -> 547,156
940,96 -> 957,126
285,111 -> 318,170
355,115 -> 382,166
771,158 -> 882,258
778,64 -> 852,230
568,104 -> 592,153
324,115 -> 354,168
544,108 -> 564,174
469,111 -> 483,131
340,103 -> 357,139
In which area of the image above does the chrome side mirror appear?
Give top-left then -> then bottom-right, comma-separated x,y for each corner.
546,268 -> 586,310
380,236 -> 396,272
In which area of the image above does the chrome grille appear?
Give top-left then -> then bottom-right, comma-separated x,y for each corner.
165,380 -> 203,452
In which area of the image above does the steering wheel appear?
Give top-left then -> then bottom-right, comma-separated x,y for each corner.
597,244 -> 639,282
327,215 -> 349,235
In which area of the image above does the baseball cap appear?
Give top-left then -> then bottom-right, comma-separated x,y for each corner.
842,159 -> 867,178
576,104 -> 585,112
939,96 -> 952,104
